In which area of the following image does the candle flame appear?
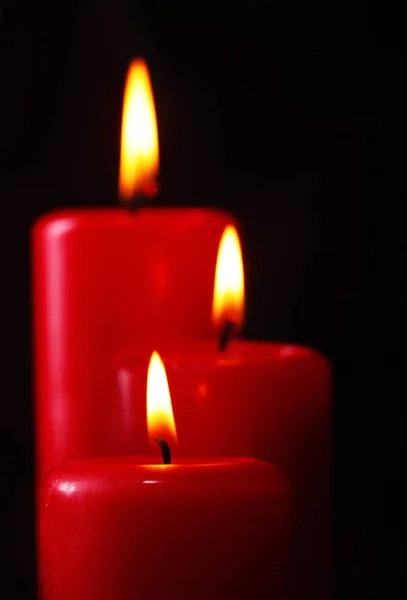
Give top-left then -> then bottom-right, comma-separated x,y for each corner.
147,351 -> 177,446
212,225 -> 245,330
119,59 -> 159,202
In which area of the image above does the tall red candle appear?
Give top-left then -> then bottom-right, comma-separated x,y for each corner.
39,353 -> 292,600
32,208 -> 235,481
31,58 -> 236,482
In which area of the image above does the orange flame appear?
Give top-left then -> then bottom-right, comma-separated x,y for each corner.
147,351 -> 177,446
212,225 -> 245,330
119,59 -> 159,201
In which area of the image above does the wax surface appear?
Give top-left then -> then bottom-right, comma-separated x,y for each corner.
32,208 -> 235,480
108,341 -> 332,600
40,456 -> 291,600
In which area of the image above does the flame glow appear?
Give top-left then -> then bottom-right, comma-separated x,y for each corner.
119,59 -> 159,201
212,225 -> 245,329
147,351 -> 177,445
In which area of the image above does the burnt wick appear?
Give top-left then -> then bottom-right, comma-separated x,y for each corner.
127,181 -> 159,212
127,193 -> 151,212
218,319 -> 235,352
154,437 -> 171,465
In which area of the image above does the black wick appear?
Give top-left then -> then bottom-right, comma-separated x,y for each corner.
218,319 -> 235,352
127,180 -> 159,212
128,193 -> 152,212
154,438 -> 171,465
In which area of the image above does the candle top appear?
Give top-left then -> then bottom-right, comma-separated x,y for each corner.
66,455 -> 272,468
42,456 -> 291,500
33,207 -> 236,235
113,340 -> 330,369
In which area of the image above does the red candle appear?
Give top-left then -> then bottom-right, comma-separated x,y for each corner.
108,342 -> 331,600
104,228 -> 332,599
109,342 -> 331,470
39,353 -> 292,600
32,208 -> 234,480
31,59 -> 235,482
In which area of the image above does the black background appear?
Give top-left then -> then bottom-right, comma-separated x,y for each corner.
1,1 -> 402,598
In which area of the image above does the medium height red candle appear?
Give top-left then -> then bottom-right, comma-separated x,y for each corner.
108,342 -> 331,600
39,353 -> 292,600
32,59 -> 235,482
104,228 -> 332,600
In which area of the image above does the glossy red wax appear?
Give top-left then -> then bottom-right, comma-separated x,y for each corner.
32,208 -> 235,481
40,456 -> 291,600
108,341 -> 332,600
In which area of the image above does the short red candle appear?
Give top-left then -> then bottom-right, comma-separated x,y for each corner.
106,341 -> 332,599
40,456 -> 291,600
32,207 -> 235,481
